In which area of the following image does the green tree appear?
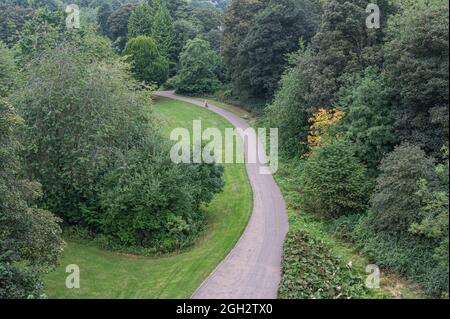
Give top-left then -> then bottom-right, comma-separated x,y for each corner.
127,2 -> 153,39
100,147 -> 225,252
262,45 -> 312,156
370,143 -> 437,234
0,98 -> 64,299
97,2 -> 112,36
107,3 -> 135,51
0,4 -> 34,46
411,147 -> 449,274
236,0 -> 320,98
299,139 -> 372,218
338,67 -> 397,175
172,18 -> 201,60
0,43 -> 17,97
123,35 -> 169,84
14,7 -> 66,64
383,0 -> 449,157
151,0 -> 175,59
222,0 -> 267,95
13,45 -> 152,229
171,38 -> 222,94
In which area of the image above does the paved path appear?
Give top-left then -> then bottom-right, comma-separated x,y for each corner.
155,91 -> 288,299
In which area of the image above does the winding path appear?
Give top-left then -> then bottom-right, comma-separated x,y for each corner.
155,91 -> 288,299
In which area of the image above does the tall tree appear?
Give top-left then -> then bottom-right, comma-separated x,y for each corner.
171,38 -> 222,94
236,0 -> 321,98
383,0 -> 449,157
0,4 -> 34,46
107,3 -> 135,51
222,0 -> 267,94
97,2 -> 112,36
151,0 -> 175,60
0,98 -> 64,299
127,2 -> 153,39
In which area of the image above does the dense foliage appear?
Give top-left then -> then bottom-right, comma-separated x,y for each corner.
0,98 -> 64,299
279,229 -> 368,299
170,38 -> 222,94
299,139 -> 372,218
223,0 -> 321,100
123,35 -> 169,84
266,0 -> 449,297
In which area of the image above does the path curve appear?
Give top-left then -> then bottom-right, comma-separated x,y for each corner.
156,91 -> 288,299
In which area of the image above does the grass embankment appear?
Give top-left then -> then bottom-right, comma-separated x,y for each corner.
44,96 -> 252,298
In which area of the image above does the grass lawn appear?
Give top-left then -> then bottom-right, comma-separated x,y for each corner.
44,96 -> 252,299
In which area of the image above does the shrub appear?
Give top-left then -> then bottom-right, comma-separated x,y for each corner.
278,229 -> 369,299
353,214 -> 448,297
298,139 -> 372,218
0,42 -> 16,97
370,143 -> 437,234
99,145 -> 225,252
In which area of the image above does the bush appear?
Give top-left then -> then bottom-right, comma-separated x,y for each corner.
353,214 -> 448,297
331,214 -> 362,242
278,229 -> 369,299
99,145 -> 225,252
370,143 -> 437,234
298,139 -> 372,218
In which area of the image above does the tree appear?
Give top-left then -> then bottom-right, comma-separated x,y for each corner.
172,18 -> 201,60
107,3 -> 135,51
123,35 -> 169,84
151,0 -> 175,60
235,0 -> 321,98
0,4 -> 34,46
262,45 -> 314,156
13,45 -> 152,228
370,144 -> 437,234
410,146 -> 449,273
0,43 -> 17,97
191,6 -> 222,33
301,0 -> 397,109
298,138 -> 372,218
127,2 -> 153,39
383,0 -> 449,157
0,98 -> 64,299
222,0 -> 267,95
171,38 -> 222,94
14,7 -> 66,64
99,147 -> 225,252
97,2 -> 112,36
